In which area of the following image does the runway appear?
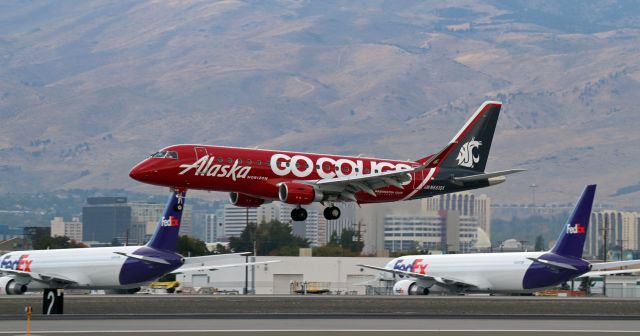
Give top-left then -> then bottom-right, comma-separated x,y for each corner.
1,318 -> 640,336
2,295 -> 640,318
1,296 -> 639,335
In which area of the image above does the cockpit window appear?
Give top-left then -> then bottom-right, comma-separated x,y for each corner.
150,151 -> 178,159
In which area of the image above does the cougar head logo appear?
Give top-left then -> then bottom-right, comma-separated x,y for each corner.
456,138 -> 482,168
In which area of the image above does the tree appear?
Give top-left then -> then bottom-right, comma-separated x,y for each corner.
339,228 -> 363,253
33,236 -> 87,250
229,220 -> 309,256
176,235 -> 209,257
311,228 -> 363,257
534,234 -> 545,251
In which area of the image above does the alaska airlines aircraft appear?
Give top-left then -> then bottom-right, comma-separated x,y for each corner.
360,185 -> 640,295
130,101 -> 523,221
0,190 -> 272,295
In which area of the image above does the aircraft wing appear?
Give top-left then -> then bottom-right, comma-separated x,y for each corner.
180,252 -> 252,266
0,268 -> 77,285
578,268 -> 640,278
590,259 -> 640,271
357,264 -> 479,289
170,260 -> 280,274
312,168 -> 417,201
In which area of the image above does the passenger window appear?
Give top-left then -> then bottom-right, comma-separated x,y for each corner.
227,158 -> 232,163
364,168 -> 370,174
218,157 -> 223,163
257,160 -> 262,165
238,159 -> 243,164
247,159 -> 252,165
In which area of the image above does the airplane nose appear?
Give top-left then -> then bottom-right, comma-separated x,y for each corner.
129,160 -> 154,182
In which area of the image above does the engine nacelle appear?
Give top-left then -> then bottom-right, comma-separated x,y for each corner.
393,279 -> 429,295
0,277 -> 27,295
229,192 -> 265,207
278,182 -> 323,205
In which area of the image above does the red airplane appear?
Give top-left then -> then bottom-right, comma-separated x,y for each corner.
130,101 -> 523,221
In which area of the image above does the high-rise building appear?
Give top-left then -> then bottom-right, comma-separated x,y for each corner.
205,209 -> 225,243
423,192 -> 491,236
50,216 -> 83,242
585,210 -> 639,259
383,210 -> 479,254
223,205 -> 257,238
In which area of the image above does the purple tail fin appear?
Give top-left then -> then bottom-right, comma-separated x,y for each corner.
550,185 -> 596,259
146,190 -> 186,251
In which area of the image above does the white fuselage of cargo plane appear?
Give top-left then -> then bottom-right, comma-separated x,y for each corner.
382,252 -> 549,293
0,246 -> 171,290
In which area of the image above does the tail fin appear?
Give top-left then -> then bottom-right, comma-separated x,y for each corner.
420,101 -> 501,172
146,190 -> 186,251
550,185 -> 596,259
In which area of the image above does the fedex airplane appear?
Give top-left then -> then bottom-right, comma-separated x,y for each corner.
0,190 -> 273,295
359,185 -> 640,295
130,101 -> 523,221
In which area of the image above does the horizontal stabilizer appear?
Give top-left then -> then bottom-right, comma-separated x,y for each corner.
527,257 -> 577,271
114,252 -> 170,265
453,169 -> 525,183
590,259 -> 640,271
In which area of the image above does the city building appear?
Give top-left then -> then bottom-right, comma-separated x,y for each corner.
585,210 -> 639,259
223,204 -> 257,238
383,210 -> 479,254
50,216 -> 83,242
423,192 -> 491,237
205,209 -> 225,243
83,197 -> 192,245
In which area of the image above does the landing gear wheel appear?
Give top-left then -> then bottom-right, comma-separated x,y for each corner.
323,206 -> 341,220
291,208 -> 308,221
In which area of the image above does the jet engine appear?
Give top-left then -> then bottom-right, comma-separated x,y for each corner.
392,279 -> 429,295
0,277 -> 27,295
229,192 -> 265,207
278,182 -> 323,205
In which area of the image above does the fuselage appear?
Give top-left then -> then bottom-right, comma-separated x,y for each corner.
130,145 -> 495,204
0,246 -> 183,290
385,251 -> 591,293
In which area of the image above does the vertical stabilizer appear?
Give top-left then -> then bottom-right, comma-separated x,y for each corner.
146,190 -> 186,251
550,185 -> 596,259
419,101 -> 501,172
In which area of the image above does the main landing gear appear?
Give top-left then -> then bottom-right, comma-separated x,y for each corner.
291,207 -> 308,221
290,205 -> 342,221
323,206 -> 340,220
